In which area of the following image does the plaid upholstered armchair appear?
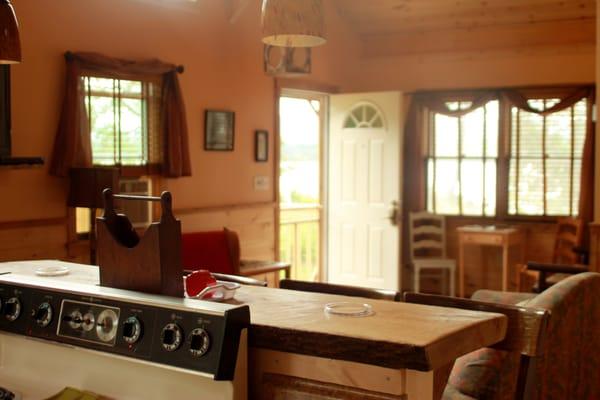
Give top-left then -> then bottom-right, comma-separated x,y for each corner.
443,272 -> 600,400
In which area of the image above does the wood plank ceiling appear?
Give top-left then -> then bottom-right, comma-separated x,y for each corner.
334,0 -> 596,35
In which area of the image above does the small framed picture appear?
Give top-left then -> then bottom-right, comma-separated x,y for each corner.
255,130 -> 268,162
205,110 -> 235,151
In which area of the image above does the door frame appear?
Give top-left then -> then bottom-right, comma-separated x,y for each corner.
276,87 -> 330,282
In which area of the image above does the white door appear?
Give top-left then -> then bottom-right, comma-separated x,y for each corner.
327,92 -> 403,290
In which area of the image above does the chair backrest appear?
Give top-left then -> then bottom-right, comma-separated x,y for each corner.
408,211 -> 447,261
553,217 -> 583,264
279,279 -> 401,301
517,272 -> 600,399
404,292 -> 549,400
181,228 -> 241,275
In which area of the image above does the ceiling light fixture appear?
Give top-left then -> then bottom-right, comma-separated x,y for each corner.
0,0 -> 21,64
261,0 -> 326,48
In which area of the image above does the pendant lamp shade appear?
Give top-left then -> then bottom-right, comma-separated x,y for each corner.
0,0 -> 21,64
261,0 -> 326,48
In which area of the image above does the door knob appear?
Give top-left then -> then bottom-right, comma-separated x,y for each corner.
388,201 -> 400,226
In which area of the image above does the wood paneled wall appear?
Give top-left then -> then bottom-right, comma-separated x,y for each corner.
0,203 -> 277,265
0,218 -> 70,262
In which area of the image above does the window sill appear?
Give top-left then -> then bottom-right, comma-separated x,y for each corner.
0,157 -> 44,168
442,214 -> 560,225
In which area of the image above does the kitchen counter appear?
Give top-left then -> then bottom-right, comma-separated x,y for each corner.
0,260 -> 507,399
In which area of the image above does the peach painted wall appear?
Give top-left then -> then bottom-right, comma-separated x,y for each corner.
0,0 -> 360,222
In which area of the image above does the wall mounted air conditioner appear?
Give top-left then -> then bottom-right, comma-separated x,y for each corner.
118,177 -> 152,228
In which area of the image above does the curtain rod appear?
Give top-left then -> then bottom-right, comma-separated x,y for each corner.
64,51 -> 184,74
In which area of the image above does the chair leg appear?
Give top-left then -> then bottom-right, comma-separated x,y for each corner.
414,267 -> 420,293
449,267 -> 456,297
441,268 -> 448,296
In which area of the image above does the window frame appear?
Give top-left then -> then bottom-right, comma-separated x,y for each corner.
425,94 -> 501,218
423,87 -> 593,222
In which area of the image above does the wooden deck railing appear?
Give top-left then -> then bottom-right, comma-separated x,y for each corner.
279,205 -> 320,282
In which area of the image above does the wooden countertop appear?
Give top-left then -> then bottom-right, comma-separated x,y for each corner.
0,260 -> 507,372
234,286 -> 506,371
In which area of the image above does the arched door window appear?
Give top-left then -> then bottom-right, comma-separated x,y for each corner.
343,102 -> 385,129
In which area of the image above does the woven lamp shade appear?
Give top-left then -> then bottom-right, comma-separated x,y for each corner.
0,0 -> 21,64
261,0 -> 326,48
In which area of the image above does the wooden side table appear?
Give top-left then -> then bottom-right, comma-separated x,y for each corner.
457,226 -> 525,297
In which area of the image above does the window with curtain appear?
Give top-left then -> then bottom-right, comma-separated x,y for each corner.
421,88 -> 593,219
426,100 -> 499,216
509,98 -> 587,216
83,75 -> 162,169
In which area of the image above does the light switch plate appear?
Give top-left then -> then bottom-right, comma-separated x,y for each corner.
254,176 -> 270,191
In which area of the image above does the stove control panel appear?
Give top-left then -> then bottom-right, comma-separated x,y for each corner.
0,281 -> 250,381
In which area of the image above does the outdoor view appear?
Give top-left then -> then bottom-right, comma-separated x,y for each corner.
84,77 -> 149,166
279,96 -> 321,281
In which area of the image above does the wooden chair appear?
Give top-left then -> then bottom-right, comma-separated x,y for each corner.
279,279 -> 402,301
181,228 -> 290,286
409,211 -> 456,296
404,292 -> 549,400
520,217 -> 587,292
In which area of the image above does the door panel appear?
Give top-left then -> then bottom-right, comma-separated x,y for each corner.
328,92 -> 403,290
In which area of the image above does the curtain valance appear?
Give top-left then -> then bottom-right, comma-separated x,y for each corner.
413,91 -> 498,117
503,87 -> 593,116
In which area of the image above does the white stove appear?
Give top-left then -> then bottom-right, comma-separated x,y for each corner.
0,261 -> 249,399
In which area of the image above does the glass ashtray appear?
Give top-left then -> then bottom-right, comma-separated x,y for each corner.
324,302 -> 374,317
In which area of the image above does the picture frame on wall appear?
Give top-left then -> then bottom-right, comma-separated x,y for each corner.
205,110 -> 235,151
255,130 -> 268,162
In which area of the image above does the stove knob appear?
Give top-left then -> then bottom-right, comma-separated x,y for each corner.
4,297 -> 21,322
34,302 -> 53,327
161,323 -> 183,352
82,312 -> 96,332
96,309 -> 119,343
66,310 -> 83,330
122,316 -> 143,345
189,328 -> 210,357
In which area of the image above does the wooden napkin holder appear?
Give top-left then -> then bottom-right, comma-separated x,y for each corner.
96,189 -> 183,297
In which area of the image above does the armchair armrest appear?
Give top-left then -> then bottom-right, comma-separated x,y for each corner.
239,260 -> 291,278
526,262 -> 588,274
471,289 -> 537,306
526,262 -> 588,292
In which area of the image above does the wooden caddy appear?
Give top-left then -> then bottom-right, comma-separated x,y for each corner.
96,189 -> 183,297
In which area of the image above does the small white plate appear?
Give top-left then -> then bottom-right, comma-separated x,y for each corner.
324,302 -> 374,317
35,265 -> 70,277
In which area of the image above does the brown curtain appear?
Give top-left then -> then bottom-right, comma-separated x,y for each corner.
49,51 -> 191,177
161,71 -> 191,177
49,57 -> 93,176
577,90 -> 595,250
